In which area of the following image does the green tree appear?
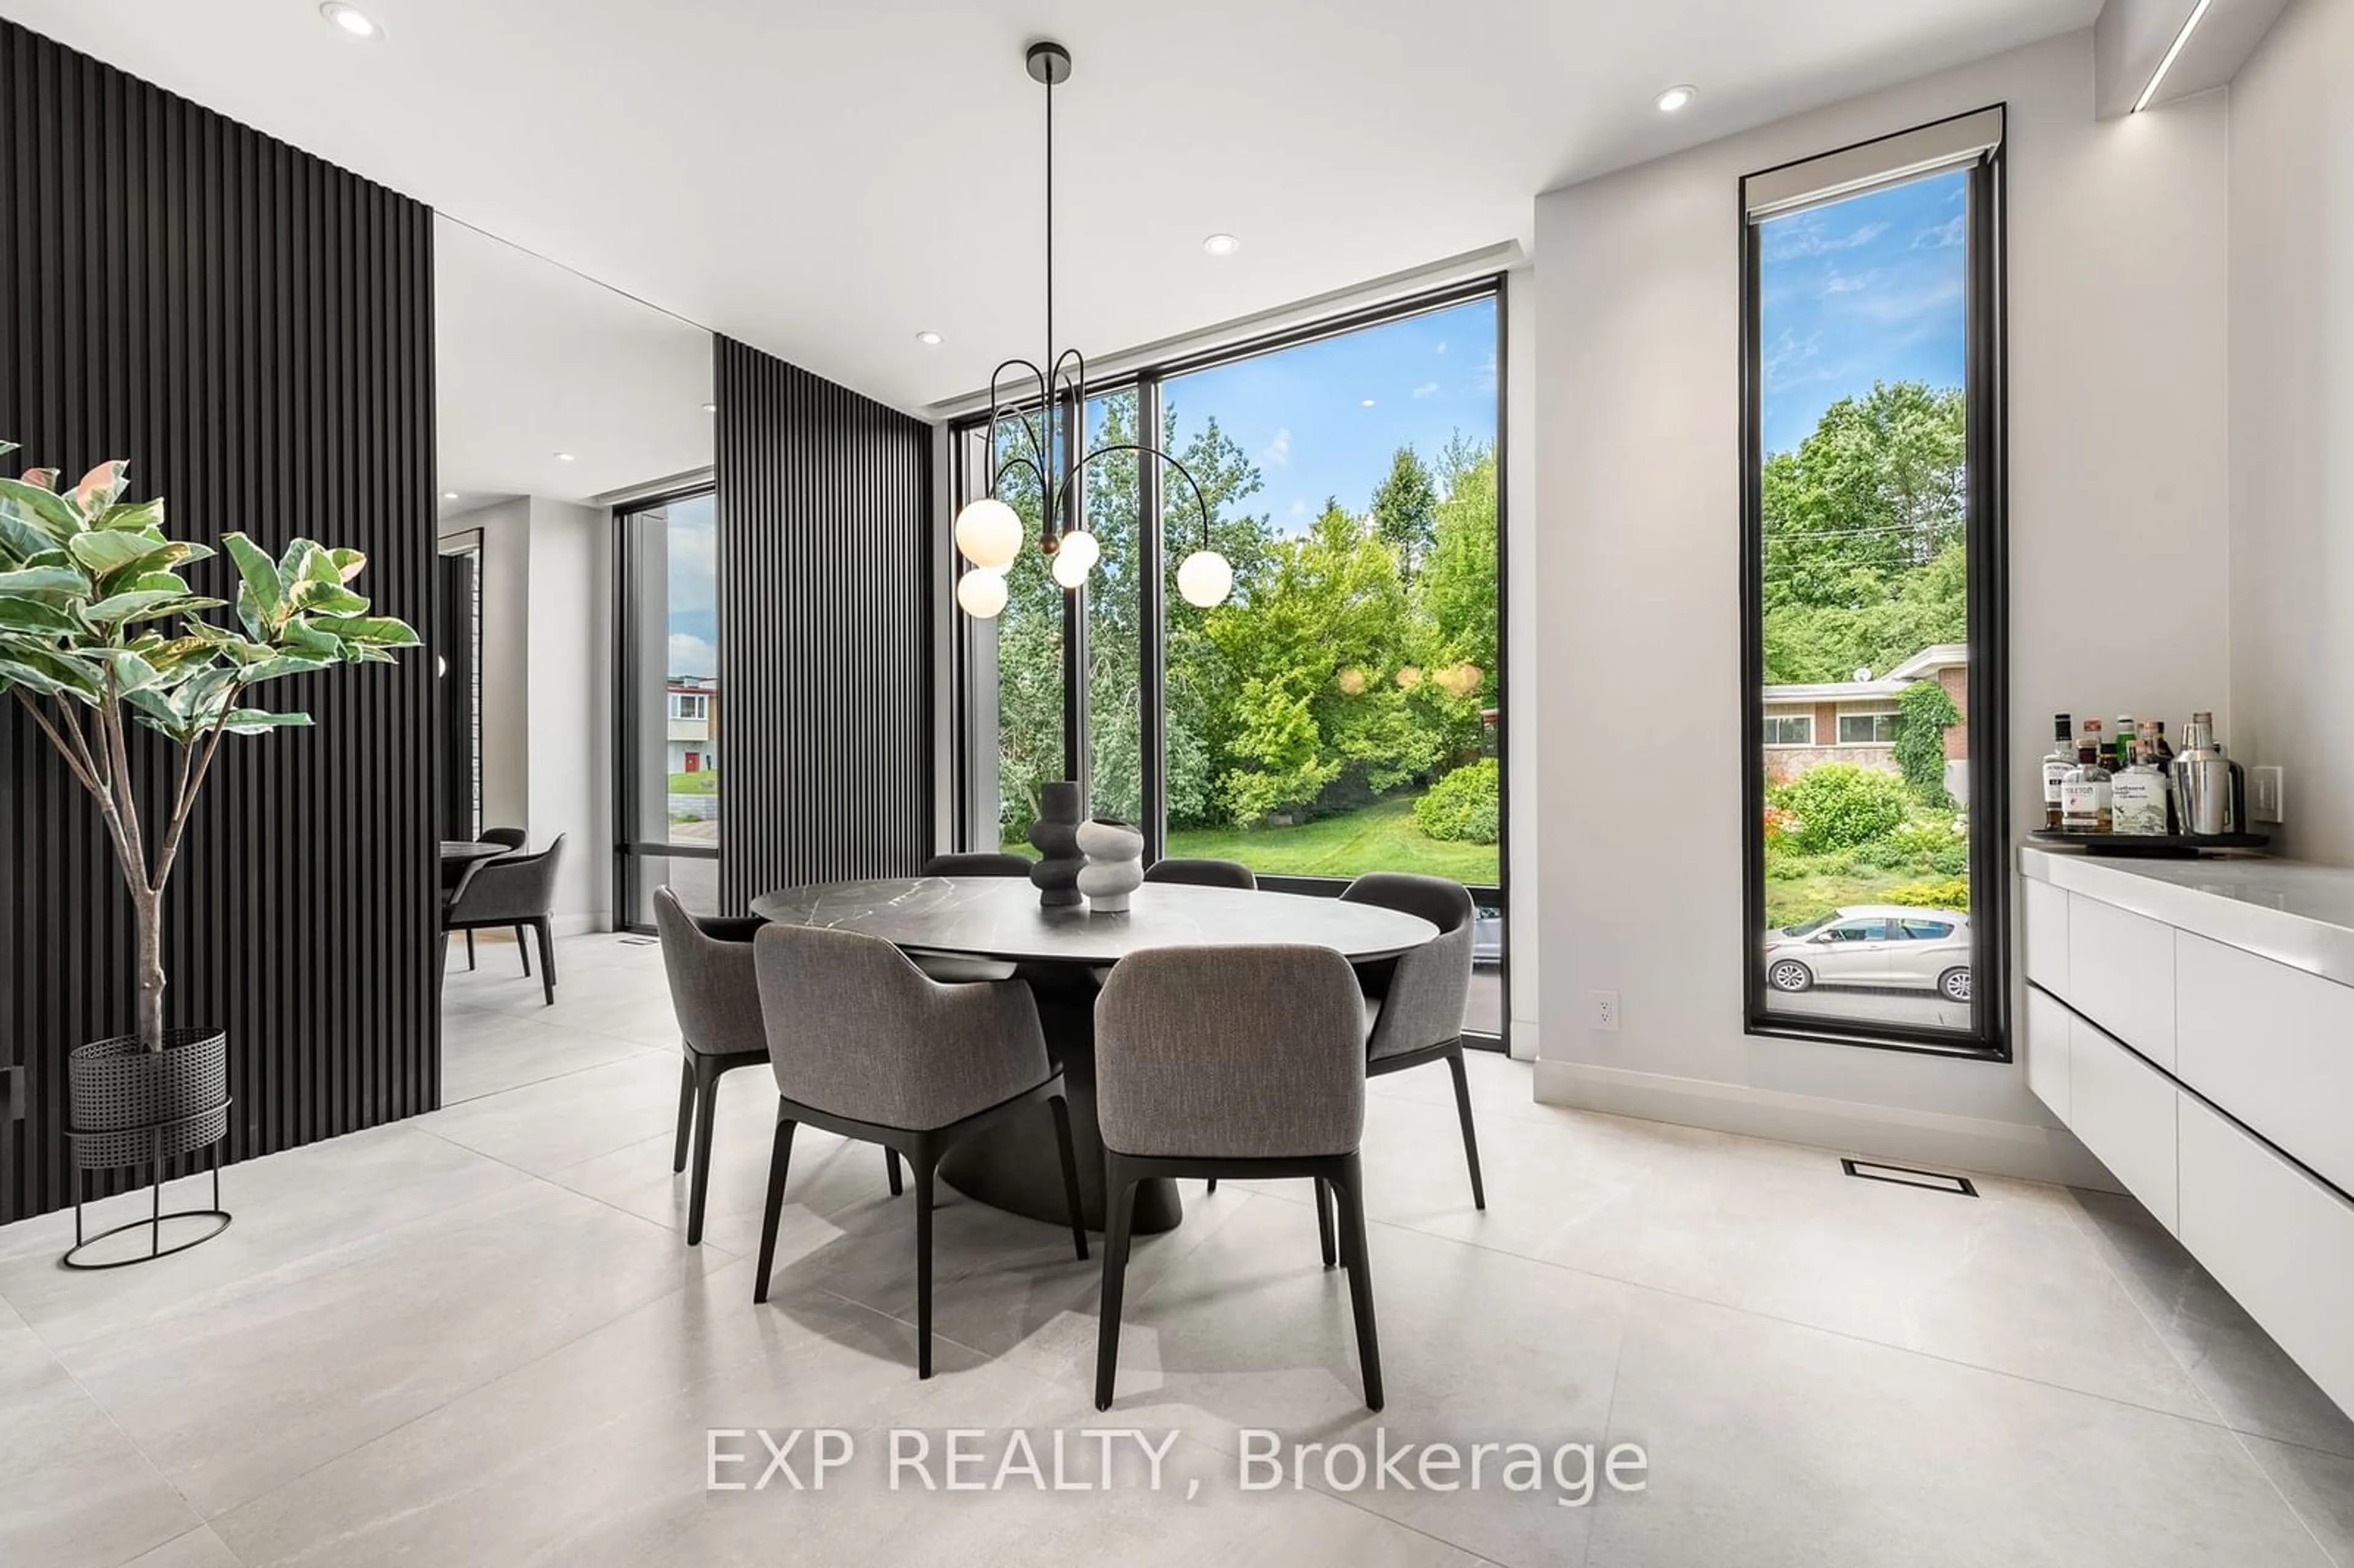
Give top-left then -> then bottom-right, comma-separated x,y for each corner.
1894,677 -> 1961,807
1411,437 -> 1499,762
1369,446 -> 1439,578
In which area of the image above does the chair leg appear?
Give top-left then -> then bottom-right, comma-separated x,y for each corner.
1315,1176 -> 1337,1269
685,1057 -> 722,1247
517,927 -> 532,976
915,1155 -> 937,1379
1205,1178 -> 1217,1194
1049,1094 -> 1090,1261
1333,1154 -> 1384,1412
672,1057 -> 696,1174
465,929 -> 476,970
1444,1045 -> 1487,1211
535,919 -> 556,1005
1094,1162 -> 1139,1411
752,1115 -> 798,1304
885,1147 -> 903,1197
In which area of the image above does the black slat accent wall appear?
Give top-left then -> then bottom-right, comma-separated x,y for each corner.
0,21 -> 439,1224
714,337 -> 933,909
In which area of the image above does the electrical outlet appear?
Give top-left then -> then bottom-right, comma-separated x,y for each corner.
1590,989 -> 1620,1032
2253,766 -> 2285,824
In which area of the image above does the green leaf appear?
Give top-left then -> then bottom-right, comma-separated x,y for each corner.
221,707 -> 313,735
313,614 -> 421,648
278,617 -> 341,657
0,476 -> 82,540
96,496 -> 165,532
0,644 -> 104,701
72,461 -> 129,519
104,648 -> 165,697
0,564 -> 91,596
329,547 -> 367,584
84,590 -> 221,627
221,533 -> 284,625
0,597 -> 78,634
289,577 -> 368,615
237,653 -> 333,683
287,539 -> 340,586
0,508 -> 52,563
67,531 -> 156,577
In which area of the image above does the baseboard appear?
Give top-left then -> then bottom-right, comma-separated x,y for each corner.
1533,1057 -> 2117,1190
552,913 -> 602,938
1509,1018 -> 1539,1062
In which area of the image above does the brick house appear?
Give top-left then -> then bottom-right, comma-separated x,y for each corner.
1762,643 -> 1969,802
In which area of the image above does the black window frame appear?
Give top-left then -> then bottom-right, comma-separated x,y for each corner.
1739,108 -> 2011,1060
612,481 -> 723,935
948,276 -> 1513,1046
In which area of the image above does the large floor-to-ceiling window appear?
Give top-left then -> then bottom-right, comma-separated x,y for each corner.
955,281 -> 1508,1038
615,488 -> 722,927
1741,110 -> 2008,1054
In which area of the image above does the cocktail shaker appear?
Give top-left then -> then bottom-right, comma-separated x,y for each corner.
2172,712 -> 2241,835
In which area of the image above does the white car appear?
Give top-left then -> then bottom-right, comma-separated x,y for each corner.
1764,905 -> 1972,1002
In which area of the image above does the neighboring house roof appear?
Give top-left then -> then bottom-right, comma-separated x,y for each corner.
1762,644 -> 1968,706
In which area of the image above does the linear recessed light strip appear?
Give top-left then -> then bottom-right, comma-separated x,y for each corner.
2133,0 -> 2215,113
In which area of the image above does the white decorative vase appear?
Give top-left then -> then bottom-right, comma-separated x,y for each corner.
1075,818 -> 1145,913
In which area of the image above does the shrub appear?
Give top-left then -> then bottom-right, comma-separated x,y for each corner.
1877,877 -> 1970,913
1767,764 -> 1911,854
1895,680 -> 1961,806
1414,758 -> 1500,844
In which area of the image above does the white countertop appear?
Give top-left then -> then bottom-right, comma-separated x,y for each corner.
2021,847 -> 2354,988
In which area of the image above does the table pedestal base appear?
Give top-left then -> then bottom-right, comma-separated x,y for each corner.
937,982 -> 1184,1234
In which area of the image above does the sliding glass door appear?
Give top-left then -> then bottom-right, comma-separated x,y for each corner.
615,488 -> 721,928
955,281 -> 1509,1040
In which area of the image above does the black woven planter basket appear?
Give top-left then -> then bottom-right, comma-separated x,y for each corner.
67,1028 -> 231,1171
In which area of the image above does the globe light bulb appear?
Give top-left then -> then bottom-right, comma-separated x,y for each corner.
955,568 -> 1009,619
1176,549 -> 1233,607
1052,549 -> 1092,590
1056,527 -> 1100,574
954,497 -> 1023,570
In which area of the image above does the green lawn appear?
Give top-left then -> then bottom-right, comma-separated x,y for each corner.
668,771 -> 719,795
1006,794 -> 1497,884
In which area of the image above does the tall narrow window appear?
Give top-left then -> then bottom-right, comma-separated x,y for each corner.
616,489 -> 720,926
1742,109 -> 2006,1054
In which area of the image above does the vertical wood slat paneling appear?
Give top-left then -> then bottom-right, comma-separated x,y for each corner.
0,20 -> 438,1225
713,337 -> 933,908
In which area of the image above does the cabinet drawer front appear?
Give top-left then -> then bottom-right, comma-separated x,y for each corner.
2176,932 -> 2354,1196
2068,893 -> 2177,1070
2177,1092 -> 2354,1420
2025,986 -> 2071,1121
2024,878 -> 2070,1000
2070,1016 -> 2178,1230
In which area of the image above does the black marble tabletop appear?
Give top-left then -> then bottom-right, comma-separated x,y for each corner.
438,840 -> 510,862
749,876 -> 1439,964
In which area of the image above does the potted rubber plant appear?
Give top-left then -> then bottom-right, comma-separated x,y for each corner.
0,443 -> 417,1200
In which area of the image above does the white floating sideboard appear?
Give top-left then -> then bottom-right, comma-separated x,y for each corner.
2021,847 -> 2354,1419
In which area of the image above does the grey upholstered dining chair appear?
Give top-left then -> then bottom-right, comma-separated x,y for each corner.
921,851 -> 1035,878
446,827 -> 532,968
1340,872 -> 1484,1210
477,826 -> 528,851
1142,857 -> 1257,890
443,835 -> 566,1005
752,923 -> 1087,1378
652,889 -> 903,1246
1092,943 -> 1382,1412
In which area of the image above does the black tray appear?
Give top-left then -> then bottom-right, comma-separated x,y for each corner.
2028,828 -> 2269,859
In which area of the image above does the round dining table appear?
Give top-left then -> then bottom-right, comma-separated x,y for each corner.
750,875 -> 1439,1233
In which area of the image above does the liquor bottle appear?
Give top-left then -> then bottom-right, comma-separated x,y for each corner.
2144,721 -> 2179,832
2041,714 -> 2075,830
2151,720 -> 2175,767
2114,716 -> 2136,774
2061,731 -> 2113,832
2111,731 -> 2169,835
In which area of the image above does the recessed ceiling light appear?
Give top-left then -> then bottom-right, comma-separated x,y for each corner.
319,2 -> 383,41
441,490 -> 458,501
1202,234 -> 1240,257
1655,83 -> 1697,113
2133,0 -> 2214,113
554,452 -> 575,462
915,330 -> 943,346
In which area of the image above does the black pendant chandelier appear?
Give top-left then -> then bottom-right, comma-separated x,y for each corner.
951,40 -> 1233,618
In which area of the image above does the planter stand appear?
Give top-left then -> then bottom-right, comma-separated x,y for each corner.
62,1102 -> 234,1269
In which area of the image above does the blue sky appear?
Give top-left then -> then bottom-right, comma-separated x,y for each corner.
1163,297 -> 1499,535
665,491 -> 718,679
1758,168 -> 1968,455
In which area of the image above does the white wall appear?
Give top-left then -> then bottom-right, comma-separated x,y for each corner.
2228,0 -> 2354,866
438,495 -> 614,933
1505,264 -> 1539,1059
1529,30 -> 2231,1183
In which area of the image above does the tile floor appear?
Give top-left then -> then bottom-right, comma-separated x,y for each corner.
4,931 -> 2349,1567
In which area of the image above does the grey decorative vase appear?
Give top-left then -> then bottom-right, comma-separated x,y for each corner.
1075,818 -> 1145,913
1027,782 -> 1085,907
67,1027 -> 232,1171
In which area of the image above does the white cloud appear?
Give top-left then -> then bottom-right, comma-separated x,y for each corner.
1762,217 -> 1889,262
1259,427 -> 1292,466
1289,498 -> 1309,517
1911,214 -> 1966,250
667,632 -> 717,679
1434,340 -> 1449,356
1411,381 -> 1441,398
1821,270 -> 1875,295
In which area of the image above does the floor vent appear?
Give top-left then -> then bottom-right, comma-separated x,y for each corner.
618,937 -> 657,947
1840,1158 -> 1977,1197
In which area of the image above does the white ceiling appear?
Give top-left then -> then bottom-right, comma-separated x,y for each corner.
433,216 -> 711,515
2,0 -> 2098,419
